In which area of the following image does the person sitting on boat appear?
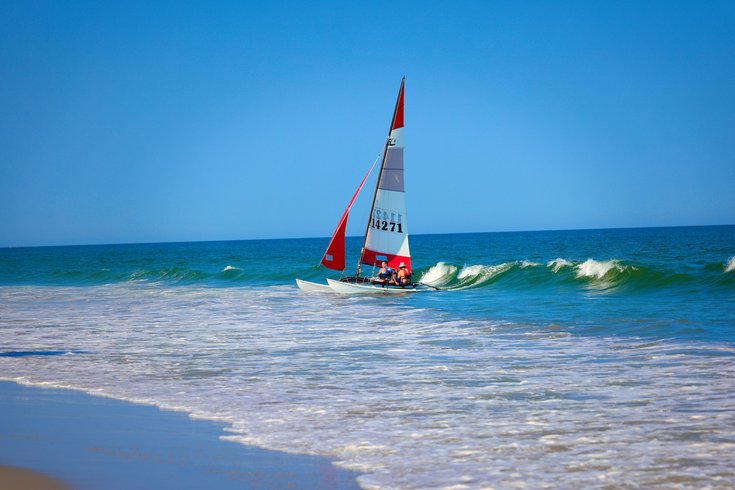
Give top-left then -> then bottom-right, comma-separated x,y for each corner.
395,262 -> 412,286
373,261 -> 394,286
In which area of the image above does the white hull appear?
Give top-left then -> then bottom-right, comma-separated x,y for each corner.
295,279 -> 334,293
326,278 -> 426,294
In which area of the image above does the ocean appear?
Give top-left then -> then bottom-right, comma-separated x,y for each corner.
1,225 -> 734,488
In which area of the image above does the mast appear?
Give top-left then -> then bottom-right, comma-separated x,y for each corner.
356,77 -> 405,277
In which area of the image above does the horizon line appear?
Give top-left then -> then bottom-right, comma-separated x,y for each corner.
2,222 -> 733,250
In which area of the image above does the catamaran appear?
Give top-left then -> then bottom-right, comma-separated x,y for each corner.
296,78 -> 435,294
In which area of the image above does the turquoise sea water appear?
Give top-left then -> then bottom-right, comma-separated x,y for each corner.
1,225 -> 734,488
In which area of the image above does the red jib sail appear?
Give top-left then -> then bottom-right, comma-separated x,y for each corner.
321,159 -> 377,270
359,78 -> 411,272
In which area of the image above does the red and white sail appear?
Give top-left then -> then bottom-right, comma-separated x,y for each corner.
360,79 -> 411,271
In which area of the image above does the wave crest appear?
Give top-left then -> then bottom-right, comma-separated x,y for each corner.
419,262 -> 516,289
547,258 -> 573,272
419,262 -> 458,287
726,257 -> 735,273
415,257 -> 719,292
575,259 -> 628,280
520,260 -> 541,268
455,263 -> 514,289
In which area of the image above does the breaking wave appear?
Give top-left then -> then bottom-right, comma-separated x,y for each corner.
547,258 -> 573,272
2,255 -> 733,293
419,258 -> 734,292
575,259 -> 626,279
418,262 -> 457,287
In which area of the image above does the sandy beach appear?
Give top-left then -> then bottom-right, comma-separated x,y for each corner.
0,464 -> 70,490
0,381 -> 359,489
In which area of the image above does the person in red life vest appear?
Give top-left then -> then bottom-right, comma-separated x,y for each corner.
395,262 -> 412,286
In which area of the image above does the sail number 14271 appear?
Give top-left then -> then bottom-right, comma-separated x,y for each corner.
371,218 -> 403,233
371,208 -> 404,234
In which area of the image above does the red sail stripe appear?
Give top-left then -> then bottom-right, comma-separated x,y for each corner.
392,81 -> 404,130
361,248 -> 411,272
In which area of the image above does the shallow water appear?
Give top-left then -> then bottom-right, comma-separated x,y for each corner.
1,226 -> 734,488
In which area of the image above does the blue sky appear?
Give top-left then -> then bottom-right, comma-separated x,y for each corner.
1,1 -> 733,247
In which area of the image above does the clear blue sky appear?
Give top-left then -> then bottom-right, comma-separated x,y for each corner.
1,1 -> 733,247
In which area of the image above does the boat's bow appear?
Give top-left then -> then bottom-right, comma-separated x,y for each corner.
295,279 -> 334,292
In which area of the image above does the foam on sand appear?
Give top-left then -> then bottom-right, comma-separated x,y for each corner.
0,380 -> 359,490
2,284 -> 735,489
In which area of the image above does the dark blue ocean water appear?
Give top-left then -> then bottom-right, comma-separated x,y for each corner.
1,226 -> 734,488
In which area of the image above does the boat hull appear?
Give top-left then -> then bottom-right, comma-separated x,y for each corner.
295,279 -> 334,292
326,278 -> 426,294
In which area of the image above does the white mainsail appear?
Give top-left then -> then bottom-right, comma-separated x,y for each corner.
359,78 -> 411,273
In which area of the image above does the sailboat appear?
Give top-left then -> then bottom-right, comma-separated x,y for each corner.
296,78 -> 432,294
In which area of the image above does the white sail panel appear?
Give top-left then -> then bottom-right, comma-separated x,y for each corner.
364,187 -> 410,261
362,112 -> 411,270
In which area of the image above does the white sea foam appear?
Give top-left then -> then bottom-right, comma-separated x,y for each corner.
575,258 -> 623,279
456,264 -> 486,280
222,265 -> 241,272
419,262 -> 457,287
453,263 -> 513,289
726,257 -> 735,273
547,258 -> 573,272
2,284 -> 735,489
520,260 -> 541,268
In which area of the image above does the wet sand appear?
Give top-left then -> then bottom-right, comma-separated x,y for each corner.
0,465 -> 70,490
0,381 -> 359,489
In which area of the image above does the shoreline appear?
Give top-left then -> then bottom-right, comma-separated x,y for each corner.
0,465 -> 70,490
0,380 -> 360,489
